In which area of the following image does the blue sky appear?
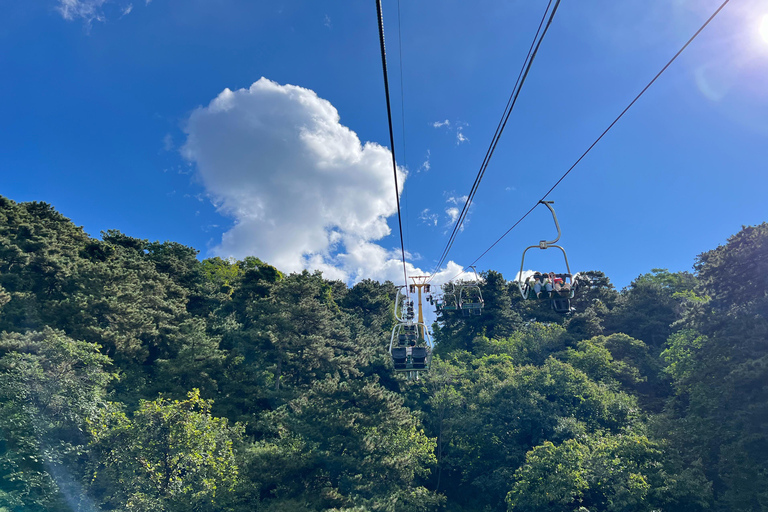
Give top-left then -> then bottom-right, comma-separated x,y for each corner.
1,0 -> 767,289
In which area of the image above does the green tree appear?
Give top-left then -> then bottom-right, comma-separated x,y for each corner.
248,377 -> 441,511
661,224 -> 768,511
562,334 -> 664,410
0,328 -> 114,511
88,389 -> 242,512
606,269 -> 698,349
507,433 -> 711,512
0,198 -> 91,333
569,270 -> 620,311
424,354 -> 638,510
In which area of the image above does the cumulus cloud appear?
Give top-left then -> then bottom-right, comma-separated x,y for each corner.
432,120 -> 450,128
181,78 -> 478,284
429,261 -> 478,288
184,77 -> 465,284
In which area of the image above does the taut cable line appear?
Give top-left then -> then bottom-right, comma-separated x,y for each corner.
429,0 -> 561,282
449,0 -> 732,281
375,0 -> 410,294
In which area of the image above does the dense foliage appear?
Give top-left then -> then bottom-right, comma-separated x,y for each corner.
0,195 -> 766,511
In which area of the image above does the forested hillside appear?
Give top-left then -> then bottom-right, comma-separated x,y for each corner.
1,195 -> 766,512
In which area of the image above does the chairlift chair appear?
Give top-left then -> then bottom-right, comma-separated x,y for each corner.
513,201 -> 575,313
458,266 -> 484,316
436,282 -> 459,311
388,286 -> 433,376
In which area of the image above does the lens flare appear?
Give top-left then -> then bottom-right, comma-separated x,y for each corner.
761,15 -> 768,45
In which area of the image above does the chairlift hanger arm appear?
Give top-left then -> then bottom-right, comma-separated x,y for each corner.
539,201 -> 562,246
393,286 -> 406,323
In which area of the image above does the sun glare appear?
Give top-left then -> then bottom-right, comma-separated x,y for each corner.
761,14 -> 768,45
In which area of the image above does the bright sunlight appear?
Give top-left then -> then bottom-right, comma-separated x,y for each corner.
761,14 -> 768,44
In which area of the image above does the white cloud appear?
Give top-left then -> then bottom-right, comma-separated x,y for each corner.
456,127 -> 469,145
428,261 -> 477,288
443,193 -> 470,232
183,78 -> 424,282
182,78 -> 474,285
432,119 -> 469,146
56,0 -> 138,24
419,208 -> 438,227
418,149 -> 431,172
515,269 -> 535,282
445,194 -> 468,205
445,207 -> 460,224
57,0 -> 108,23
324,14 -> 332,28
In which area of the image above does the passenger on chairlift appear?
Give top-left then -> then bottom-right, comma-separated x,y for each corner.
525,272 -> 575,299
524,272 -> 540,298
544,273 -> 554,295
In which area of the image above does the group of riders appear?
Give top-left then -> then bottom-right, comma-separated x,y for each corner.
523,271 -> 577,299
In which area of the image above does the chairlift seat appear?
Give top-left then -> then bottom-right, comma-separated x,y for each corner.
411,347 -> 427,369
391,347 -> 407,369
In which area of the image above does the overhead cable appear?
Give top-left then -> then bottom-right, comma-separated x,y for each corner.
375,0 -> 410,293
397,0 -> 411,256
451,0 -> 732,280
429,0 -> 561,282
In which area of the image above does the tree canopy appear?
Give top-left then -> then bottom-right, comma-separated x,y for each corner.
0,195 -> 766,511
